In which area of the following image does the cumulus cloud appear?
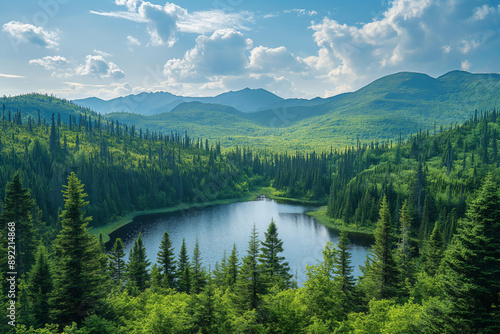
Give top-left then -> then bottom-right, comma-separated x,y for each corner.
76,54 -> 125,79
248,46 -> 307,73
29,56 -> 69,70
2,21 -> 60,49
305,0 -> 500,94
92,1 -> 253,46
164,29 -> 252,82
30,52 -> 125,80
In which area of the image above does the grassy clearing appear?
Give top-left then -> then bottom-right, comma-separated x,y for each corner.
306,206 -> 375,236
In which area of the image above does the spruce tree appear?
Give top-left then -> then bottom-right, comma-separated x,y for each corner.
371,196 -> 399,299
177,238 -> 191,293
191,238 -> 207,294
235,224 -> 265,311
441,174 -> 500,332
225,243 -> 239,290
21,244 -> 53,328
397,199 -> 414,286
424,221 -> 443,277
259,219 -> 292,289
333,230 -> 357,316
157,230 -> 177,289
50,172 -> 107,325
126,233 -> 151,292
109,238 -> 126,285
0,173 -> 37,276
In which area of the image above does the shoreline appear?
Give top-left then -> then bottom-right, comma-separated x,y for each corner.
89,189 -> 265,244
89,186 -> 372,244
306,206 -> 375,236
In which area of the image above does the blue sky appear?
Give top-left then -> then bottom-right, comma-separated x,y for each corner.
1,0 -> 499,100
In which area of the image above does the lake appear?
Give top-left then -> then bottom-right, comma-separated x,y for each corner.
108,198 -> 372,285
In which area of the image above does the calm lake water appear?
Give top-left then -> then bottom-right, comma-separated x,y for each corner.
108,198 -> 372,285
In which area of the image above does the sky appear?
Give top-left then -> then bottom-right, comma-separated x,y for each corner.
0,0 -> 499,100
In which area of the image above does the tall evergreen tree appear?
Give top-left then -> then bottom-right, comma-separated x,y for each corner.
20,244 -> 53,328
177,238 -> 191,293
0,173 -> 37,276
126,233 -> 151,292
50,172 -> 107,325
109,238 -> 126,285
370,196 -> 400,299
225,243 -> 239,290
49,113 -> 60,156
333,230 -> 357,317
397,199 -> 414,286
191,238 -> 207,294
424,221 -> 443,277
157,230 -> 177,289
441,174 -> 500,332
235,224 -> 265,311
259,219 -> 292,289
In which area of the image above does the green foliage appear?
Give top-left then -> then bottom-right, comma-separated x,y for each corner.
259,219 -> 292,289
157,230 -> 177,289
109,238 -> 126,286
441,174 -> 500,332
126,233 -> 151,293
50,172 -> 108,325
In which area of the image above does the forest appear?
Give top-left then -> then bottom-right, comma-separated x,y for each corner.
0,100 -> 499,333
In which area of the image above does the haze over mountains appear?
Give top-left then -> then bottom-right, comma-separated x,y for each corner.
3,70 -> 500,151
73,87 -> 333,115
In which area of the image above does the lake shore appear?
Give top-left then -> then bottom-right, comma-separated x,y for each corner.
90,186 -> 372,244
306,206 -> 375,236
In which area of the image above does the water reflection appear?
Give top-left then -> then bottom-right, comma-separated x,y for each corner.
109,198 -> 371,285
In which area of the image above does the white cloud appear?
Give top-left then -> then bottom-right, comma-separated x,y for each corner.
76,54 -> 125,79
248,46 -> 306,73
92,1 -> 253,47
470,4 -> 499,21
0,73 -> 25,78
304,0 -> 500,94
461,60 -> 471,71
127,35 -> 141,46
29,56 -> 69,70
2,21 -> 60,49
164,29 -> 252,82
285,9 -> 318,17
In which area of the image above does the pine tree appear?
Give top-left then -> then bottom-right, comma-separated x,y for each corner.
50,172 -> 108,325
126,233 -> 151,292
397,199 -> 414,286
371,196 -> 399,299
333,230 -> 357,317
157,230 -> 177,289
0,173 -> 37,276
235,224 -> 265,311
49,113 -> 60,156
259,219 -> 292,289
177,238 -> 191,293
21,244 -> 53,328
191,238 -> 207,294
441,174 -> 500,332
225,243 -> 239,290
424,221 -> 443,277
109,238 -> 126,285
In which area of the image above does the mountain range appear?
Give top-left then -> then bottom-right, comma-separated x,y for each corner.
3,70 -> 500,151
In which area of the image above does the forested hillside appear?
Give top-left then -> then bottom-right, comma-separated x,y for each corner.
74,71 -> 500,151
0,96 -> 499,332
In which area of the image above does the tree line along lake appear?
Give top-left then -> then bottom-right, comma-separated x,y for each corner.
108,197 -> 372,285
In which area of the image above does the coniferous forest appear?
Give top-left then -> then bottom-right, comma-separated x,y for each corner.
0,99 -> 499,333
